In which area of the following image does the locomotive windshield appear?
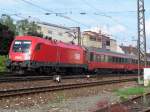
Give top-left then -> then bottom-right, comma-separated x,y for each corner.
13,40 -> 31,53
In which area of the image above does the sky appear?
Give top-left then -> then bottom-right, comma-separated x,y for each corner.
0,0 -> 150,51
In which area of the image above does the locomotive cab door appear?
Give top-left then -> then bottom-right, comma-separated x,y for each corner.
85,51 -> 93,63
90,52 -> 94,62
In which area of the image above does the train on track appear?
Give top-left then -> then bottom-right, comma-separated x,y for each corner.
6,35 -> 150,75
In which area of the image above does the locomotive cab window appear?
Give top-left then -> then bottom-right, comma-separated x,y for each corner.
13,40 -> 31,53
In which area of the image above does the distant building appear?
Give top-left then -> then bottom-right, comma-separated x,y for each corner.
37,22 -> 117,52
120,45 -> 150,58
82,31 -> 117,52
82,31 -> 102,48
120,45 -> 138,55
37,22 -> 78,44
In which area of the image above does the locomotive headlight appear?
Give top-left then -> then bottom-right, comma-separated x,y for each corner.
24,51 -> 31,60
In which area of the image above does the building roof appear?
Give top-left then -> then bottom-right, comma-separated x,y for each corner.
82,31 -> 111,39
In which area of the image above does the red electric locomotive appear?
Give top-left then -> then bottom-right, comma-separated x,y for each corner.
7,36 -> 87,74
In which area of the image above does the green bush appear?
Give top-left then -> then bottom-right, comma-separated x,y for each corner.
0,55 -> 8,72
115,87 -> 145,101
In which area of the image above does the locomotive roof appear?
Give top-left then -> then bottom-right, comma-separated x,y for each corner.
15,35 -> 85,50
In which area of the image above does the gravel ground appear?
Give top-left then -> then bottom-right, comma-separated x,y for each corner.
0,81 -> 138,112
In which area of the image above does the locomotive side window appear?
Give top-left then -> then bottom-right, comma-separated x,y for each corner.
35,43 -> 41,51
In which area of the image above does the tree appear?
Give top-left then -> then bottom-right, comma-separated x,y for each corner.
0,15 -> 15,55
16,19 -> 43,37
0,23 -> 15,55
0,14 -> 16,34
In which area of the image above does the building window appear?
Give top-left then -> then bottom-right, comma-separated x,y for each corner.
89,36 -> 96,41
97,38 -> 101,42
106,41 -> 110,46
48,30 -> 52,34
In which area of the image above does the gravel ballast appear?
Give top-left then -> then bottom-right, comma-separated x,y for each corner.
0,81 -> 138,112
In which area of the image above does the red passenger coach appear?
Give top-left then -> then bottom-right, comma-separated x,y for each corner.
7,36 -> 87,74
86,48 -> 150,74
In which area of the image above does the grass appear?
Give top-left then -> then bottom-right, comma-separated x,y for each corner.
115,86 -> 145,101
0,55 -> 8,72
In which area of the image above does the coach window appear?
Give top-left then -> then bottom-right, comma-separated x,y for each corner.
122,58 -> 125,63
114,57 -> 117,63
125,58 -> 128,63
97,55 -> 99,62
108,56 -> 112,62
120,58 -> 123,63
105,55 -> 108,62
95,55 -> 98,62
98,55 -> 101,62
118,58 -> 121,63
119,58 -> 121,63
93,54 -> 96,61
101,55 -> 105,62
116,57 -> 119,63
132,59 -> 134,64
136,60 -> 138,64
112,57 -> 115,63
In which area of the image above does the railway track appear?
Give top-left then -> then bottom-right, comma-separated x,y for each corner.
0,77 -> 137,98
0,73 -> 139,83
95,93 -> 150,112
0,75 -> 95,83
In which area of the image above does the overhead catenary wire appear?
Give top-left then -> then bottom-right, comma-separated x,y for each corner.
81,0 -> 131,29
20,0 -> 90,28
